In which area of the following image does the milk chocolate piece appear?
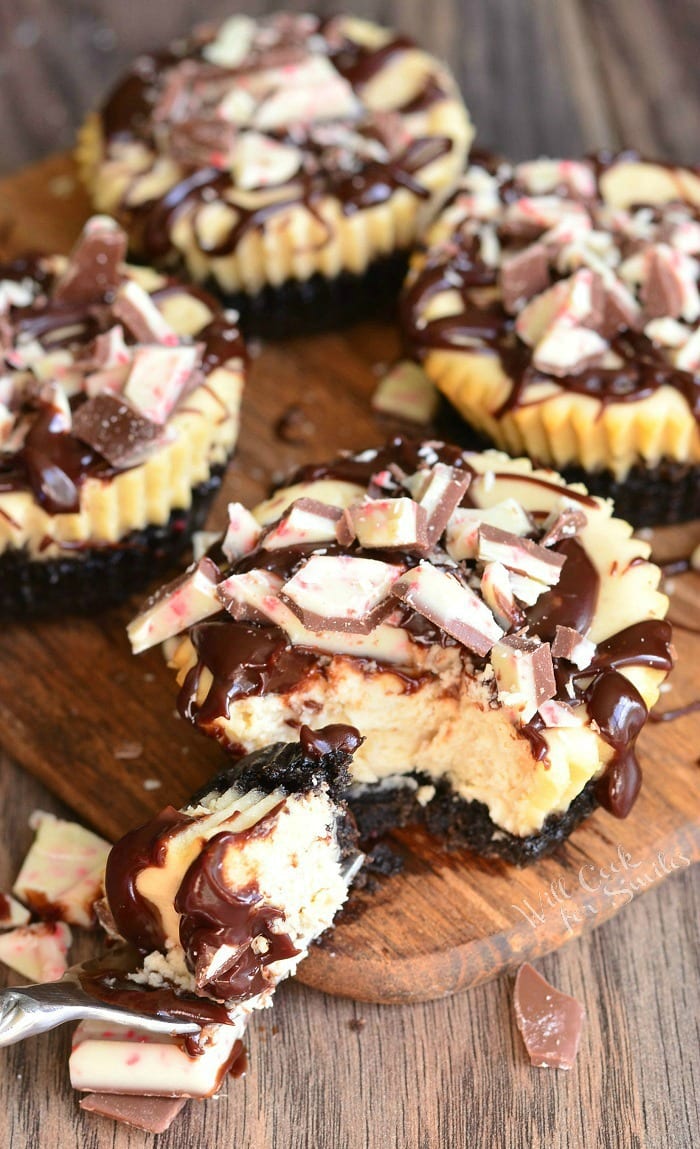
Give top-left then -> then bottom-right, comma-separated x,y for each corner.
500,243 -> 550,313
551,625 -> 595,669
514,963 -> 585,1070
478,525 -> 566,586
641,244 -> 691,322
71,394 -> 160,468
79,1093 -> 187,1134
540,506 -> 587,547
53,216 -> 126,304
416,463 -> 471,545
392,562 -> 503,656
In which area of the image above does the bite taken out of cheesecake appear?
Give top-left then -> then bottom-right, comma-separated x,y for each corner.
71,726 -> 362,1108
127,437 -> 674,864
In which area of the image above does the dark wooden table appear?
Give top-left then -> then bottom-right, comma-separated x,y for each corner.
0,2 -> 699,1147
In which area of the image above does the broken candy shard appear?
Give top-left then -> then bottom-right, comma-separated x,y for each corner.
71,394 -> 160,469
112,279 -> 179,346
70,1019 -> 244,1098
123,343 -> 199,425
392,562 -> 504,656
128,557 -> 221,654
500,242 -> 550,313
0,921 -> 71,982
348,497 -> 428,551
371,360 -> 439,424
540,506 -> 587,548
222,502 -> 262,562
79,1092 -> 187,1135
416,462 -> 472,545
13,811 -> 111,928
52,215 -> 126,304
514,963 -> 585,1070
262,498 -> 343,551
0,892 -> 31,929
478,524 -> 566,586
279,554 -> 404,634
491,634 -> 557,722
445,500 -> 533,561
551,625 -> 596,670
480,561 -> 522,629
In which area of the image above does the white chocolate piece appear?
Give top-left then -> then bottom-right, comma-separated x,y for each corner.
477,525 -> 565,586
551,625 -> 596,670
128,559 -> 221,654
348,497 -> 427,550
392,562 -> 503,656
202,14 -> 256,67
217,567 -> 416,664
13,811 -> 110,928
253,57 -> 361,131
262,498 -> 342,551
0,893 -> 31,930
515,159 -> 596,199
491,636 -> 556,722
113,280 -> 179,346
371,360 -> 439,424
0,921 -> 71,982
416,462 -> 471,544
124,344 -> 198,424
445,499 -> 533,560
231,132 -> 301,190
538,699 -> 585,728
480,561 -> 519,629
70,1018 -> 245,1098
280,554 -> 403,632
222,502 -> 262,562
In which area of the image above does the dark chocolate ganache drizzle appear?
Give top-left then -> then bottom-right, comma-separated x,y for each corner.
171,435 -> 672,818
0,249 -> 244,513
401,150 -> 700,423
97,12 -> 458,264
175,828 -> 299,1001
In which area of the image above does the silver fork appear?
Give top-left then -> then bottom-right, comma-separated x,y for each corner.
0,852 -> 365,1048
0,953 -> 201,1047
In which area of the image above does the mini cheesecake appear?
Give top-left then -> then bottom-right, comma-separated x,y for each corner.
71,727 -> 361,1105
77,12 -> 473,336
0,216 -> 245,614
128,438 -> 673,863
401,152 -> 700,525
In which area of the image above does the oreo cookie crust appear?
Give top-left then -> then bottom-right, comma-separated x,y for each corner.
0,217 -> 245,615
78,12 -> 472,333
128,437 -> 673,859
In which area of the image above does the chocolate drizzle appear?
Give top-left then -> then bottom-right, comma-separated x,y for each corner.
0,249 -> 244,511
401,150 -> 700,423
104,805 -> 193,953
175,829 -> 299,1001
97,16 -> 457,266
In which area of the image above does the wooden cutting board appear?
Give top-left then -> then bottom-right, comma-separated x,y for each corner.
1,155 -> 699,1005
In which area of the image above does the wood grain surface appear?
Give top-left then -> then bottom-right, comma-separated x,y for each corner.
0,154 -> 698,1011
0,1 -> 698,1145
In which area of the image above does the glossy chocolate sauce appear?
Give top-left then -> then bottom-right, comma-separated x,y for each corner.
176,828 -> 299,1001
98,20 -> 456,265
104,805 -> 193,953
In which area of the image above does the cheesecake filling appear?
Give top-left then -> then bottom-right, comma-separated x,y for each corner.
0,216 -> 245,560
129,438 -> 672,839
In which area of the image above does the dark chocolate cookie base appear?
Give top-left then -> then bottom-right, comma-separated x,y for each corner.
436,412 -> 700,528
0,468 -> 224,618
210,252 -> 409,340
351,776 -> 599,865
